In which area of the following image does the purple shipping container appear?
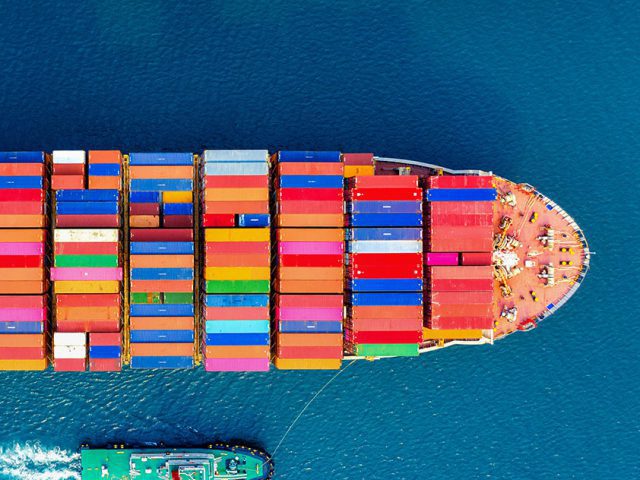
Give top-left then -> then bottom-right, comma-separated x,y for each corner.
205,357 -> 270,372
426,252 -> 459,266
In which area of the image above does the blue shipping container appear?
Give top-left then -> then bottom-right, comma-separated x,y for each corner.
56,201 -> 119,215
130,242 -> 194,255
348,278 -> 424,292
88,164 -> 121,176
131,268 -> 194,281
351,292 -> 423,306
0,151 -> 45,163
204,163 -> 269,176
278,151 -> 341,163
347,228 -> 423,241
130,304 -> 195,317
0,322 -> 44,333
130,356 -> 194,369
89,345 -> 121,359
279,175 -> 343,189
205,294 -> 269,307
205,333 -> 270,346
130,191 -> 160,203
238,214 -> 270,227
0,177 -> 43,189
129,152 -> 193,166
163,203 -> 193,215
426,188 -> 497,202
56,189 -> 120,202
205,320 -> 270,334
349,213 -> 423,227
130,330 -> 194,343
278,321 -> 343,333
130,179 -> 193,192
348,201 -> 422,214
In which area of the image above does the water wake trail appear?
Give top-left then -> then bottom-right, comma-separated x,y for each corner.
0,443 -> 80,480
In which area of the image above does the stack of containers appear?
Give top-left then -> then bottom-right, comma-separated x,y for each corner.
424,175 -> 496,338
201,150 -> 271,372
0,151 -> 48,371
343,153 -> 375,178
51,150 -> 85,190
51,150 -> 123,372
344,176 -> 424,357
129,152 -> 195,369
273,151 -> 344,370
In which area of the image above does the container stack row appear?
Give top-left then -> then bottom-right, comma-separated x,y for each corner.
272,151 -> 345,370
201,150 -> 271,372
423,175 -> 496,337
51,150 -> 123,372
129,153 -> 195,369
345,176 -> 424,357
0,151 -> 48,371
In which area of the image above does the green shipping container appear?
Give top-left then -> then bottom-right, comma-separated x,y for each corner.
130,292 -> 162,304
55,254 -> 119,267
206,280 -> 270,294
164,292 -> 194,304
355,344 -> 419,357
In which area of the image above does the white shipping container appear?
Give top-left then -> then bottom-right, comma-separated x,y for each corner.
54,228 -> 119,243
54,332 -> 86,346
54,345 -> 87,359
347,240 -> 423,254
204,149 -> 269,163
52,150 -> 86,164
204,162 -> 269,176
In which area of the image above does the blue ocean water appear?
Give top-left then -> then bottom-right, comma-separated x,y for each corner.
0,0 -> 638,478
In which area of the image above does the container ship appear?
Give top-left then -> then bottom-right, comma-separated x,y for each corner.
0,150 -> 590,372
80,444 -> 274,479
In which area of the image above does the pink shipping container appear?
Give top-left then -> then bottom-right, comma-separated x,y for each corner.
427,175 -> 493,189
426,253 -> 459,266
276,307 -> 343,321
276,294 -> 343,308
430,265 -> 493,279
0,308 -> 46,322
430,213 -> 493,227
205,307 -> 269,320
347,317 -> 423,331
279,242 -> 344,255
0,242 -> 45,255
429,202 -> 493,215
431,278 -> 494,291
50,268 -> 123,281
54,358 -> 86,372
462,252 -> 493,266
428,316 -> 494,330
431,290 -> 494,305
205,358 -> 270,372
348,175 -> 418,189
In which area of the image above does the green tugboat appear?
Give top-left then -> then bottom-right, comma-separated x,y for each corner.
80,444 -> 274,480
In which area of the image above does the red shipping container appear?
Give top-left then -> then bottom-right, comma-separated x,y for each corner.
205,242 -> 269,255
428,175 -> 493,189
51,175 -> 85,190
461,252 -> 493,266
55,242 -> 119,256
347,317 -> 422,331
278,200 -> 343,214
0,163 -> 45,176
429,317 -> 493,330
202,214 -> 235,227
276,294 -> 343,308
56,320 -> 121,332
56,215 -> 120,228
342,153 -> 374,165
56,294 -> 120,308
279,254 -> 343,267
130,228 -> 193,242
431,278 -> 493,291
348,188 -> 421,201
89,332 -> 122,346
0,347 -> 45,360
278,188 -> 343,201
0,295 -> 44,308
89,358 -> 122,372
206,254 -> 269,268
52,164 -> 85,175
429,202 -> 493,215
277,345 -> 343,359
350,305 -> 422,320
163,215 -> 193,228
0,189 -> 44,202
349,263 -> 422,279
431,290 -> 493,305
348,176 -> 418,189
353,330 -> 422,344
205,176 -> 268,188
206,306 -> 269,320
204,201 -> 269,214
130,203 -> 160,215
0,201 -> 43,215
54,358 -> 86,372
430,213 -> 493,227
0,255 -> 43,268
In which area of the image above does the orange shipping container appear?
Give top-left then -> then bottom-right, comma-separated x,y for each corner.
277,228 -> 343,242
51,175 -> 84,190
0,280 -> 45,294
0,215 -> 45,228
277,214 -> 343,227
0,164 -> 44,176
0,268 -> 44,281
204,201 -> 269,214
130,254 -> 194,268
130,317 -> 194,330
275,279 -> 343,294
205,188 -> 268,202
431,303 -> 492,317
130,280 -> 193,293
56,305 -> 121,321
350,305 -> 423,319
277,333 -> 343,347
0,334 -> 44,347
129,166 -> 193,179
0,229 -> 46,242
89,150 -> 122,164
130,216 -> 160,228
278,267 -> 343,281
204,345 -> 269,358
278,163 -> 344,175
88,176 -> 122,190
205,254 -> 269,268
130,343 -> 193,356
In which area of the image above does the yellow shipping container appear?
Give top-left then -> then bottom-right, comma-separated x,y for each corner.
205,267 -> 270,280
0,359 -> 48,371
205,228 -> 270,243
422,328 -> 484,340
344,165 -> 375,177
163,191 -> 193,203
205,188 -> 268,202
274,358 -> 342,370
54,280 -> 120,294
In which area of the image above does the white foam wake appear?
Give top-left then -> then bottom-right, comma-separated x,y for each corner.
0,443 -> 80,480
